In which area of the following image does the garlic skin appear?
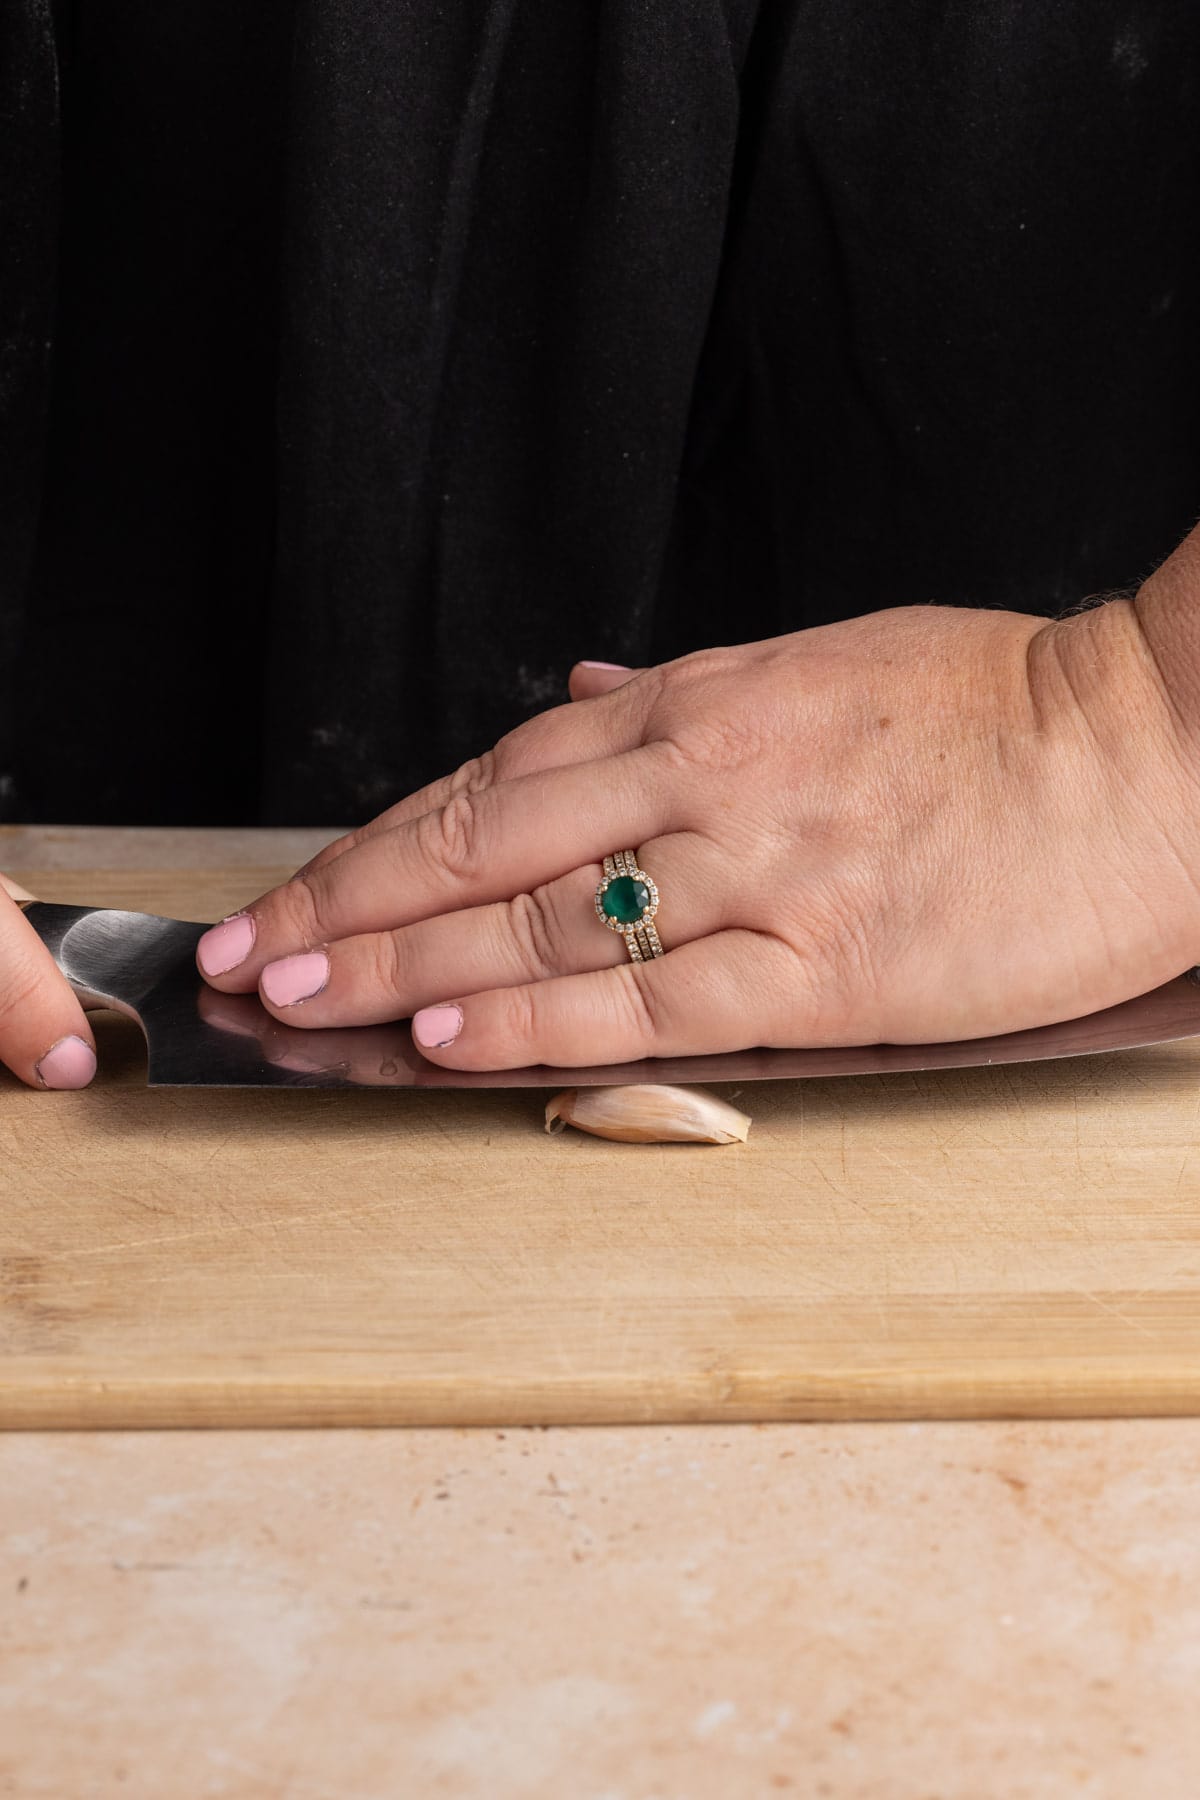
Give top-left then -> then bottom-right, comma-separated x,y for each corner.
545,1084 -> 751,1145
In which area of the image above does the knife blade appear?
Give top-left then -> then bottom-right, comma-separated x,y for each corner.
24,901 -> 1200,1090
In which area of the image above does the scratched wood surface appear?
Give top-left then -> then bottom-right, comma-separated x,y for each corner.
4,827 -> 1200,1428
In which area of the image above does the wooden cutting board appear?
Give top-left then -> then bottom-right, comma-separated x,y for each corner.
5,833 -> 1200,1428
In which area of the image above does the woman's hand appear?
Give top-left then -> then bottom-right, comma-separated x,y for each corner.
196,571 -> 1200,1070
0,876 -> 97,1088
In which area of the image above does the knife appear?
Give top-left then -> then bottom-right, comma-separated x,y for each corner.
23,901 -> 1200,1090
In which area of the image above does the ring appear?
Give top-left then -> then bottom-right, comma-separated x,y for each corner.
595,851 -> 664,963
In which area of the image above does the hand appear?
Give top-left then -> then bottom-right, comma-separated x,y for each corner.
196,575 -> 1200,1070
0,875 -> 97,1089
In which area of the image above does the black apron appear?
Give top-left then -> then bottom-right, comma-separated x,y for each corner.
4,0 -> 1200,825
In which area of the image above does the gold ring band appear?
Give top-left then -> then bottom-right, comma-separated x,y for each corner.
595,851 -> 665,963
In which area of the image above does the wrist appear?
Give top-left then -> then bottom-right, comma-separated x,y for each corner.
1029,588 -> 1200,970
1132,520 -> 1200,754
1032,591 -> 1189,777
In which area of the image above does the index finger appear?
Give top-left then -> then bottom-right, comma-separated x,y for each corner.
197,745 -> 678,990
296,669 -> 661,882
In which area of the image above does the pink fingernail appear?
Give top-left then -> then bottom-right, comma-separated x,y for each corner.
578,660 -> 631,671
261,951 -> 330,1008
35,1035 -> 97,1091
413,1003 -> 463,1049
197,913 -> 256,977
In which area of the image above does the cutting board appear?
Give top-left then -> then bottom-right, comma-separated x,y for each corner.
5,834 -> 1200,1428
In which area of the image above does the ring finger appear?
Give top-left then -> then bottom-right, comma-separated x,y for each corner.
253,834 -> 727,1028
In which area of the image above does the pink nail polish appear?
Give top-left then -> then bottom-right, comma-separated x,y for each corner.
261,952 -> 330,1008
578,660 -> 631,671
35,1035 -> 97,1090
413,1003 -> 463,1049
197,913 -> 256,977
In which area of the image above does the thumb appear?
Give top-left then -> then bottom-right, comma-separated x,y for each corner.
568,660 -> 643,702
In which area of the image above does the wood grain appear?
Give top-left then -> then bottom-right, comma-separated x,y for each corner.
4,841 -> 1200,1427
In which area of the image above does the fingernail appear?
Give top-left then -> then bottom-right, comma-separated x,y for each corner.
578,660 -> 631,671
413,1003 -> 463,1049
197,912 -> 256,977
35,1035 -> 97,1090
261,951 -> 330,1008
1,877 -> 37,904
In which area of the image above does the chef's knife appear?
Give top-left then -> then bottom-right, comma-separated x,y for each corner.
23,901 -> 1200,1090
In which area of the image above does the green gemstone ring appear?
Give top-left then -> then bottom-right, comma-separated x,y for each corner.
595,850 -> 664,963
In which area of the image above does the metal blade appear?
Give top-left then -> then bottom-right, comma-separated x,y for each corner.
25,902 -> 1200,1090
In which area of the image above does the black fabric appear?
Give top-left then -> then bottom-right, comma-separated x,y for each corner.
3,1 -> 1200,826
10,0 -> 292,822
0,0 -> 59,819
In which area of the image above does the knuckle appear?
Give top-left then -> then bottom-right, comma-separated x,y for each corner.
494,725 -> 531,771
635,658 -> 672,718
615,963 -> 660,1052
783,889 -> 877,1033
505,887 -> 564,982
642,649 -> 721,720
646,653 -> 785,775
754,932 -> 824,1039
658,712 -> 776,776
650,734 -> 695,782
282,870 -> 331,948
369,931 -> 411,1007
447,749 -> 500,803
322,829 -> 361,863
501,980 -> 539,1047
419,788 -> 488,884
296,830 -> 357,877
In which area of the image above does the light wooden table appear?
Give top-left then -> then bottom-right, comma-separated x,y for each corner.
3,827 -> 1200,1798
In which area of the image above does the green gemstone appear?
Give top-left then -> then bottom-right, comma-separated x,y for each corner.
602,874 -> 650,925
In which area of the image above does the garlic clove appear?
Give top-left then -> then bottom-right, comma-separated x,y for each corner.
545,1083 -> 751,1145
